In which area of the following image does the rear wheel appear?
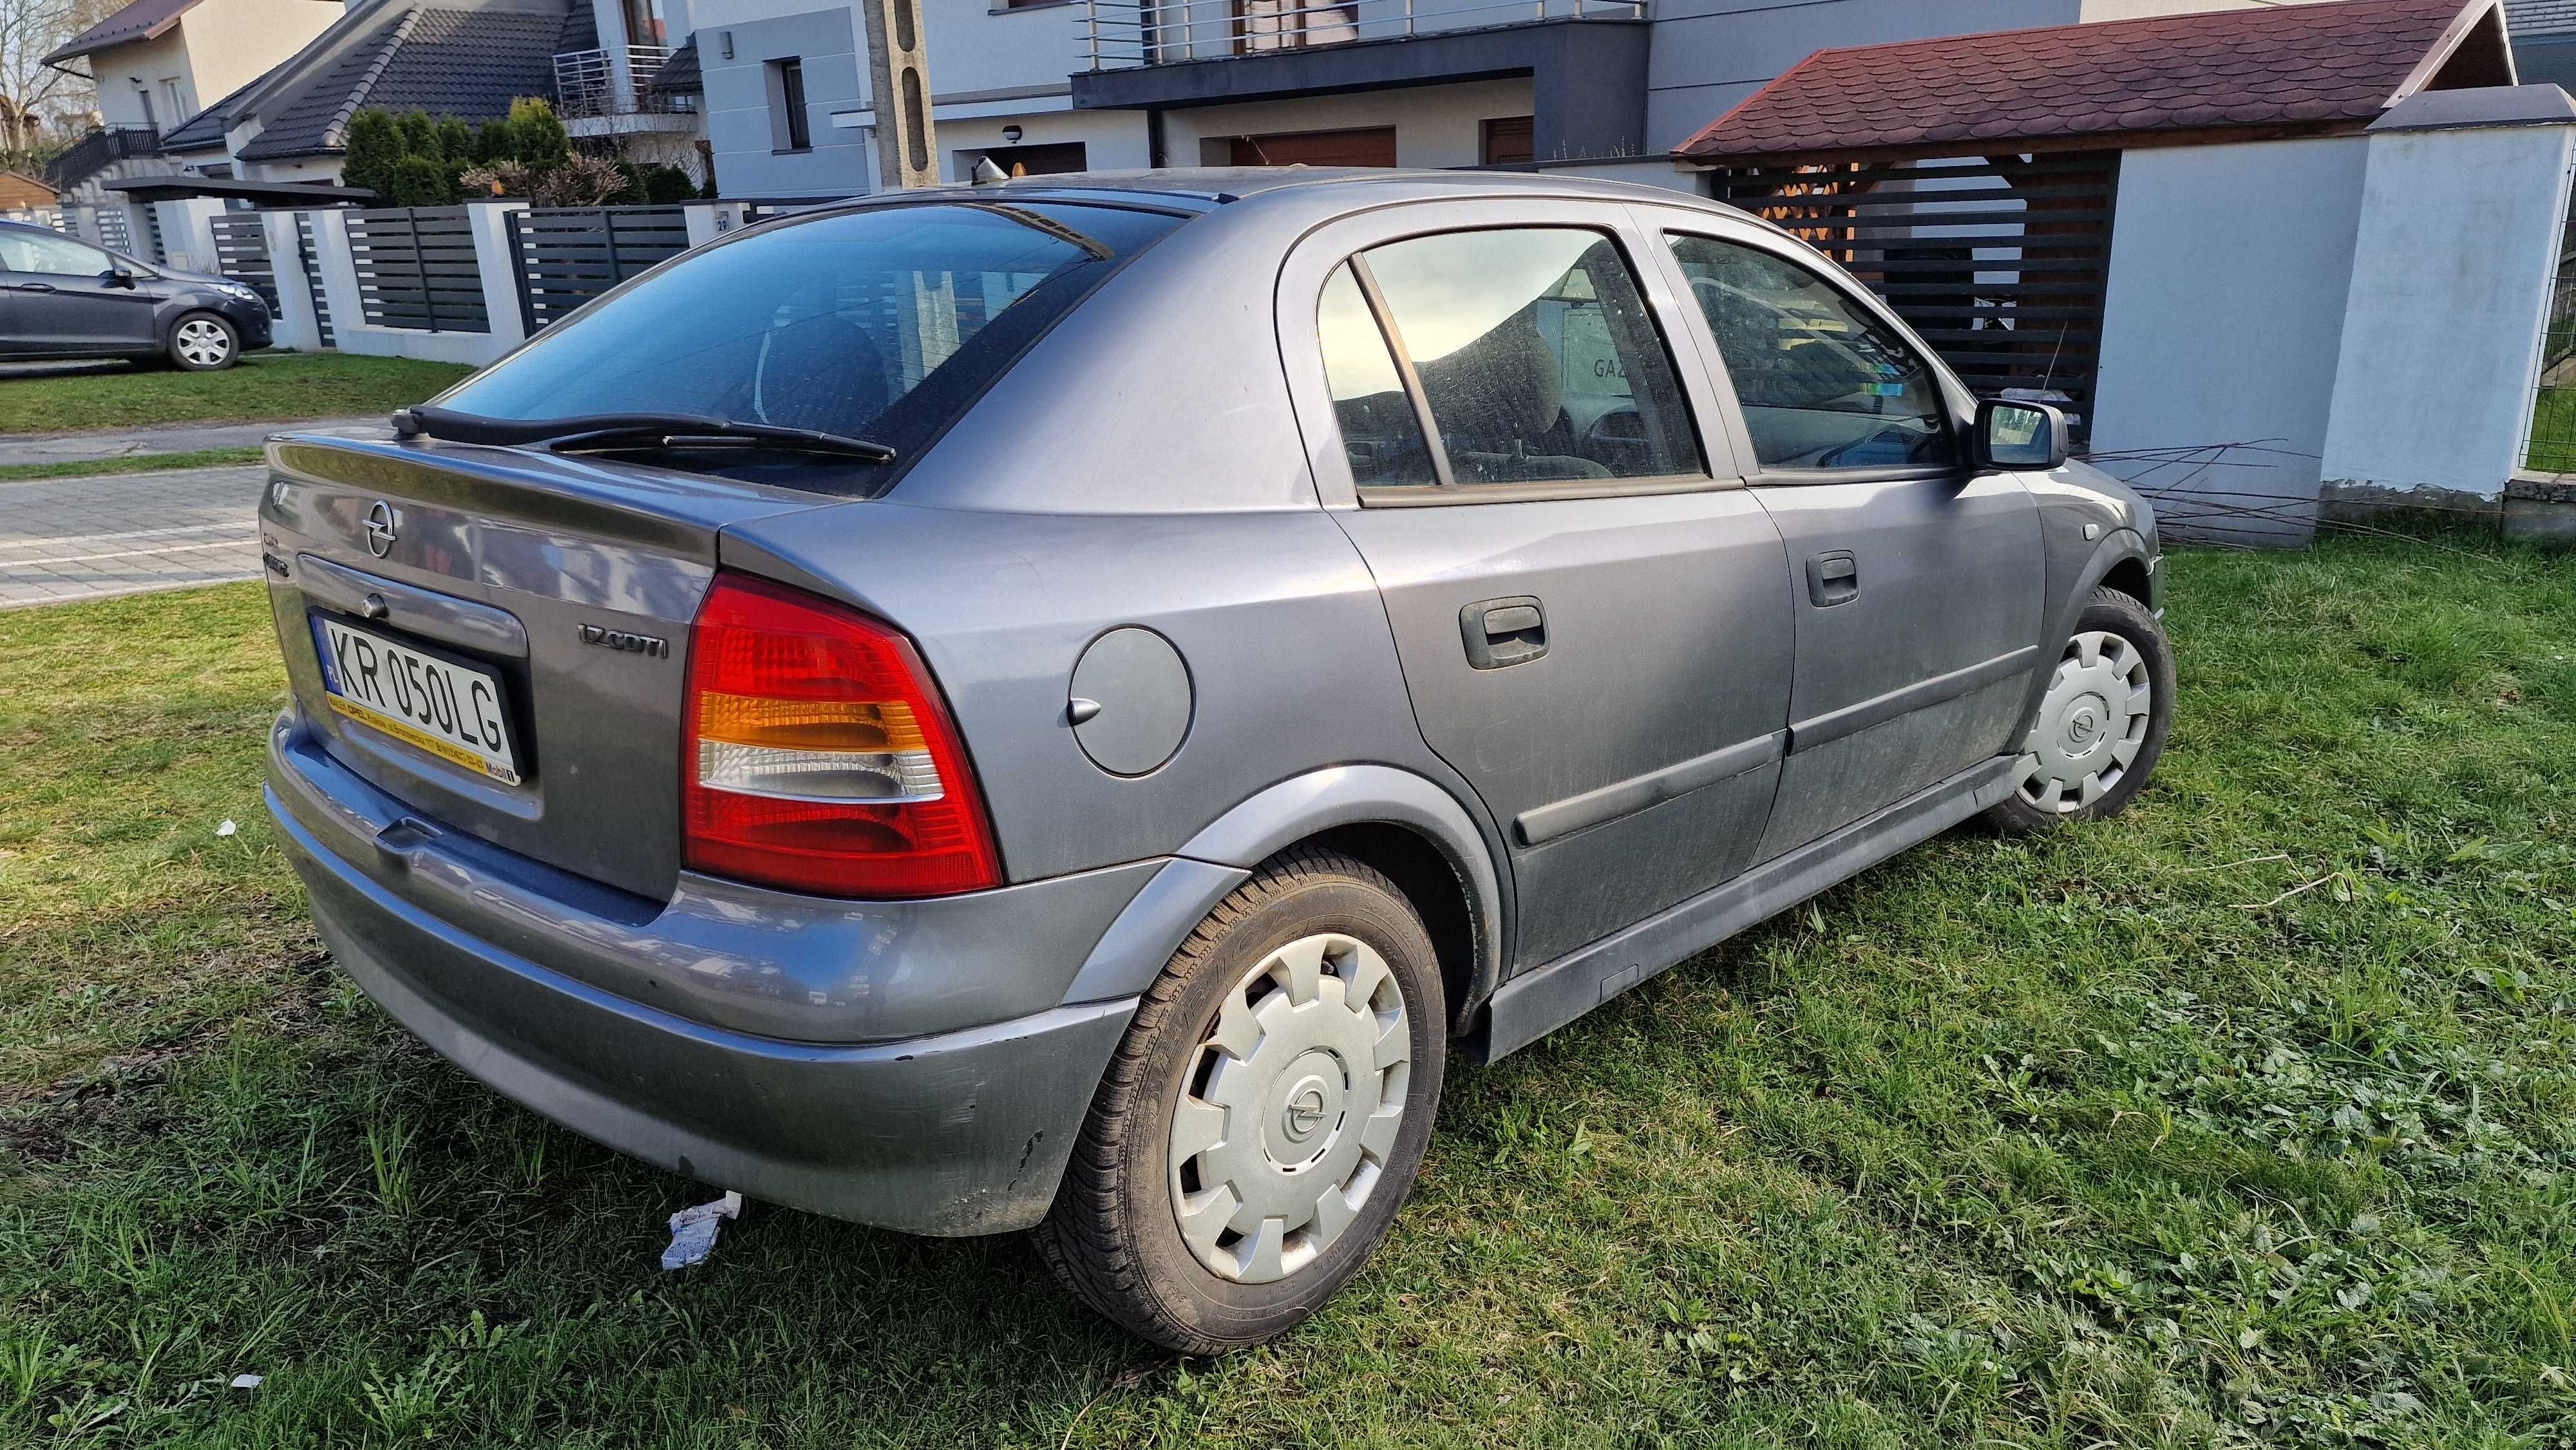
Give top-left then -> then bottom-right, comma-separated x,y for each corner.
1986,586 -> 2174,833
167,312 -> 238,371
1036,849 -> 1445,1353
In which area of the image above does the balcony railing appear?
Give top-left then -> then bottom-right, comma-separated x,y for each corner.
553,46 -> 690,118
41,125 -> 160,191
1082,0 -> 1642,70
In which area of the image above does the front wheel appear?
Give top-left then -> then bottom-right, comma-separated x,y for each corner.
1035,849 -> 1446,1353
167,312 -> 239,371
1985,586 -> 2175,834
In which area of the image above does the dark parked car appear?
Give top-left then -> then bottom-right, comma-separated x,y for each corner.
256,170 -> 2170,1353
0,219 -> 271,369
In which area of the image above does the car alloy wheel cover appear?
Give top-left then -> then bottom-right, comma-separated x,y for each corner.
1167,931 -> 1411,1285
175,319 -> 231,367
2014,628 -> 2152,813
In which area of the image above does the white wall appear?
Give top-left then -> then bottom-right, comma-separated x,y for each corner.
2090,136 -> 2371,543
1160,79 -> 1535,169
699,7 -> 870,194
178,0 -> 343,105
2318,118 -> 2576,505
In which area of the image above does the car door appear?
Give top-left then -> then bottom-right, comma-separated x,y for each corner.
1649,220 -> 2044,861
0,230 -> 159,353
1281,200 -> 1797,973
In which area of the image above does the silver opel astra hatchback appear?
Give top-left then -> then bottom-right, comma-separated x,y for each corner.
259,169 -> 2170,1351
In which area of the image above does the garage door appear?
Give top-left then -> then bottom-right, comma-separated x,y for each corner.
1229,127 -> 1397,167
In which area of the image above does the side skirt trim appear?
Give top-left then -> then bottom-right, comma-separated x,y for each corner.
1469,753 -> 2018,1062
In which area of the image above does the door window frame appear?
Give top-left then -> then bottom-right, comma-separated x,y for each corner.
1643,212 -> 1984,490
1277,197 -> 1748,510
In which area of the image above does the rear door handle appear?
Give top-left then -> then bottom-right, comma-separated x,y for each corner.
1461,596 -> 1548,669
1806,551 -> 1859,607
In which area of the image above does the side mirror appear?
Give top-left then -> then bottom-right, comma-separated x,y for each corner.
1977,399 -> 2069,471
104,267 -> 137,288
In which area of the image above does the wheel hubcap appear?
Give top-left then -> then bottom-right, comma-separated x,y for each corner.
1168,932 -> 1410,1285
176,320 -> 230,366
2014,629 -> 2152,814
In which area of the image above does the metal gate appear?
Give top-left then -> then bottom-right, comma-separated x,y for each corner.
2523,196 -> 2576,475
1707,151 -> 2121,440
209,211 -> 280,315
140,201 -> 166,264
345,207 -> 488,333
93,205 -> 131,253
296,212 -> 334,348
504,205 -> 690,332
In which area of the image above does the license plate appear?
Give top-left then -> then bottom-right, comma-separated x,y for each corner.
310,616 -> 522,786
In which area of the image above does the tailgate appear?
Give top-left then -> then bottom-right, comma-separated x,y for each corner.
258,435 -> 824,901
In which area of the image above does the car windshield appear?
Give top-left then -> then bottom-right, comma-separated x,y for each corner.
430,200 -> 1184,491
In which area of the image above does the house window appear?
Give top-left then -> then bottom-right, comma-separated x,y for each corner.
158,78 -> 190,123
767,59 -> 810,151
1480,117 -> 1533,166
624,0 -> 669,46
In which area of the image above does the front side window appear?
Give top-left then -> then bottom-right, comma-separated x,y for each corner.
1324,227 -> 1700,488
430,202 -> 1181,491
0,231 -> 113,277
1669,234 -> 1954,471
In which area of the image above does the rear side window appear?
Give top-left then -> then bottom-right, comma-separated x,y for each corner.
1317,227 -> 1702,491
1316,263 -> 1439,488
433,202 -> 1182,489
1667,234 -> 1955,471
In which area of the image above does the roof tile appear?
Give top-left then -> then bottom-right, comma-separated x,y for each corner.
1675,0 -> 2488,162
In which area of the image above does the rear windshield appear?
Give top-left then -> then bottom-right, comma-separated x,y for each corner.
430,200 -> 1184,492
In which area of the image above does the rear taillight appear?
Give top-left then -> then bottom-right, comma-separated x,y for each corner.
681,573 -> 1001,898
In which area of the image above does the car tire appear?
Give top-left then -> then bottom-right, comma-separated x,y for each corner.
1985,585 -> 2175,834
166,311 -> 240,371
1035,847 -> 1446,1353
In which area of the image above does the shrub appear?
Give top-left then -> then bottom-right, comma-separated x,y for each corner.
642,165 -> 697,204
508,97 -> 571,170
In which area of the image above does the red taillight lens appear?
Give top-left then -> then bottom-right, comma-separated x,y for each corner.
681,573 -> 1001,898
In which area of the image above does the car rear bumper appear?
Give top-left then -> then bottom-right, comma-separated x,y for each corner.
265,711 -> 1141,1234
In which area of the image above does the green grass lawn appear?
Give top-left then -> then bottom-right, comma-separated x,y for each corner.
0,447 -> 266,483
3,536 -> 2572,1447
0,353 -> 470,436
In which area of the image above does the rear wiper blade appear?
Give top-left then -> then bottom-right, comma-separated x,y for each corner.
394,406 -> 896,462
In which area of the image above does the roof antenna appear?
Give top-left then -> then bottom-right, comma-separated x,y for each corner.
971,156 -> 1008,185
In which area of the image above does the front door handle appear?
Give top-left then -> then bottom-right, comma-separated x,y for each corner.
1806,551 -> 1859,607
11,282 -> 55,292
1461,596 -> 1548,669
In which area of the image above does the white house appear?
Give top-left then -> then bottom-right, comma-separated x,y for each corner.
686,0 -> 2340,198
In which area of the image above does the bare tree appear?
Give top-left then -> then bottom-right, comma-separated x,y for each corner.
1,0 -> 108,164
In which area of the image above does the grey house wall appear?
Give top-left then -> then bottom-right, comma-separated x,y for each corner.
1643,0 -> 2084,153
701,8 -> 867,196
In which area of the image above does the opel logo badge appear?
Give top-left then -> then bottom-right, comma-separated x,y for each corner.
363,500 -> 398,558
1283,1088 -> 1328,1142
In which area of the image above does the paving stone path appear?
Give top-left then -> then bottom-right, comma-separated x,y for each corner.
0,464 -> 271,608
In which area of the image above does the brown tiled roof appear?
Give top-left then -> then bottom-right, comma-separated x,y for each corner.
1674,0 -> 2507,164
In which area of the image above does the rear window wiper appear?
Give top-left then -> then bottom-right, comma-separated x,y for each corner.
395,406 -> 896,462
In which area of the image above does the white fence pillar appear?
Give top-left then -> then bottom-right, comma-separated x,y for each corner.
2319,86 -> 2576,514
308,209 -> 369,348
464,200 -> 531,350
265,210 -> 325,352
163,197 -> 225,273
683,200 -> 748,247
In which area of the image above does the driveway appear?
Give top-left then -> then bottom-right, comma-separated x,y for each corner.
0,464 -> 269,607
